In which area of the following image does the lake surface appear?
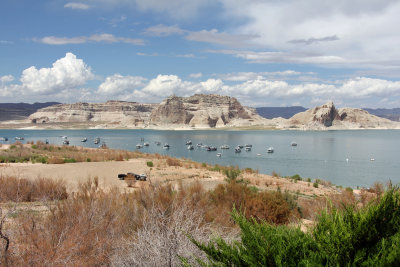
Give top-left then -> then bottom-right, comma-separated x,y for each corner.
1,129 -> 399,188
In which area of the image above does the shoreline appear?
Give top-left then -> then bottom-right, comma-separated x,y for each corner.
1,121 -> 400,131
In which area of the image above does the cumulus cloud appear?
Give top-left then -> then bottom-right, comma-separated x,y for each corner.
36,34 -> 144,45
131,75 -> 400,107
98,74 -> 147,95
0,75 -> 14,84
0,53 -> 94,100
19,53 -> 94,94
64,2 -> 90,10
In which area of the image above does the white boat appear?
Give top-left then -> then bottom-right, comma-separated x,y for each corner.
0,137 -> 8,141
267,147 -> 274,153
245,147 -> 251,151
136,144 -> 143,149
291,142 -> 297,146
163,143 -> 170,149
187,145 -> 194,150
185,140 -> 192,145
144,142 -> 149,146
235,147 -> 241,153
94,137 -> 100,144
220,145 -> 230,149
15,137 -> 24,140
63,140 -> 70,145
244,144 -> 252,148
81,138 -> 87,142
216,153 -> 222,157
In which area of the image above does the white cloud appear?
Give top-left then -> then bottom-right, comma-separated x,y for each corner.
207,49 -> 346,65
98,74 -> 147,95
64,2 -> 90,10
189,72 -> 203,79
143,24 -> 186,36
36,34 -> 144,45
19,53 -> 94,94
0,75 -> 14,84
142,74 -> 187,96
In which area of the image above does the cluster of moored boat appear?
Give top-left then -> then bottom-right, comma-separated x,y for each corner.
132,139 -> 299,157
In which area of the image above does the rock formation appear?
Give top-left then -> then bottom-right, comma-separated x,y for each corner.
286,101 -> 400,129
22,98 -> 400,130
28,101 -> 157,127
149,94 -> 266,128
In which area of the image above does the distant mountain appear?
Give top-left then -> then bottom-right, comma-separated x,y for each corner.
364,108 -> 400,122
0,102 -> 60,121
256,106 -> 307,119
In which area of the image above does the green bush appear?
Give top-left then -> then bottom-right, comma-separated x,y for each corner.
185,187 -> 400,266
146,161 -> 154,167
290,174 -> 302,181
313,182 -> 319,188
63,158 -> 77,163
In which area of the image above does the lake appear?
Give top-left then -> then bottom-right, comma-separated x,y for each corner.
1,129 -> 399,188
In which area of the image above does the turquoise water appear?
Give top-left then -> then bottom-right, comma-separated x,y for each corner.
1,129 -> 399,188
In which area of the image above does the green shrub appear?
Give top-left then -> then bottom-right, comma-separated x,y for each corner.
290,174 -> 302,181
146,161 -> 154,167
224,167 -> 241,181
64,158 -> 77,163
313,182 -> 319,188
186,188 -> 400,266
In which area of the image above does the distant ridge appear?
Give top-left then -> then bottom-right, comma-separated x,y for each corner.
364,108 -> 400,122
0,102 -> 60,121
256,106 -> 307,119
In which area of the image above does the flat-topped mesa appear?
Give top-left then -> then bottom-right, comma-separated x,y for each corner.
28,101 -> 157,127
149,94 -> 261,128
288,101 -> 398,129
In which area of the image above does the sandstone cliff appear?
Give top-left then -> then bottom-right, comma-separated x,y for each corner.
285,101 -> 400,130
149,94 -> 267,128
28,101 -> 157,128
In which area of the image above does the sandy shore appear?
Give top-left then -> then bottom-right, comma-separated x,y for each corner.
0,157 -> 338,197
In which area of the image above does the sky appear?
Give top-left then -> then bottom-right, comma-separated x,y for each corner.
1,0 -> 400,108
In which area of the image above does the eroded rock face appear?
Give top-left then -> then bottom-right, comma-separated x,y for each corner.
286,101 -> 399,129
28,101 -> 157,127
149,94 -> 257,128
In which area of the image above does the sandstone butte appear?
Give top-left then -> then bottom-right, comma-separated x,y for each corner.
5,94 -> 400,130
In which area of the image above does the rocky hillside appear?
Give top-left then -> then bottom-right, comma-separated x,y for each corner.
28,101 -> 157,127
286,101 -> 400,129
149,94 -> 267,128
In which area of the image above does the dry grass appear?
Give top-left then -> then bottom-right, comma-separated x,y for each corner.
0,175 -> 68,202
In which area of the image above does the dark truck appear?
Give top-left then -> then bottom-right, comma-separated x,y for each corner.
118,173 -> 147,181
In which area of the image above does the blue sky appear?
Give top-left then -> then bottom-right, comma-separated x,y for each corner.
1,0 -> 400,108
